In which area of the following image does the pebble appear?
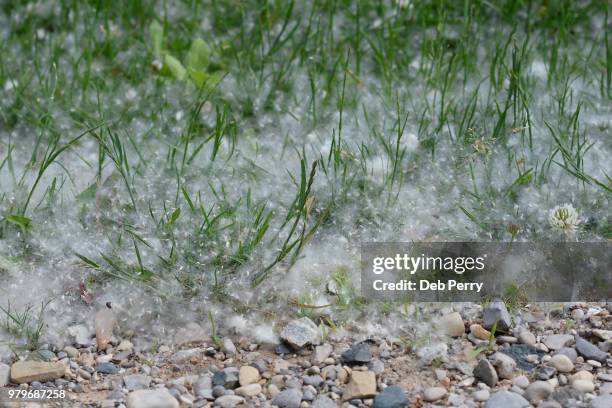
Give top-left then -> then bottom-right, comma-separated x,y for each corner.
470,324 -> 491,340
343,371 -> 376,401
126,389 -> 179,408
312,396 -> 337,408
281,318 -> 320,349
492,352 -> 516,379
513,375 -> 530,389
551,354 -> 574,373
591,395 -> 612,408
96,362 -> 119,374
238,365 -> 260,386
423,386 -> 447,402
235,383 -> 262,397
214,395 -> 245,408
572,379 -> 595,392
484,391 -> 530,408
543,334 -> 574,350
518,330 -> 536,346
271,388 -> 303,408
474,389 -> 490,401
0,363 -> 10,387
222,338 -> 237,356
123,374 -> 151,390
576,337 -> 609,363
193,375 -> 213,399
342,342 -> 372,364
524,381 -> 553,403
440,312 -> 465,337
555,347 -> 578,362
483,299 -> 512,331
474,358 -> 498,387
372,385 -> 409,408
312,344 -> 333,365
212,367 -> 239,389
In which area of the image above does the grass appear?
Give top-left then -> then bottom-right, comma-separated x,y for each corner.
0,0 -> 609,330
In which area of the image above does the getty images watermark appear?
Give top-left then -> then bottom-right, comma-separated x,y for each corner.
361,242 -> 611,302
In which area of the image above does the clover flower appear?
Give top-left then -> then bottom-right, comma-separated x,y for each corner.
548,204 -> 580,233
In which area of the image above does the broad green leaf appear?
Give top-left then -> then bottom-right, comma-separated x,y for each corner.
150,20 -> 164,58
185,38 -> 211,72
164,54 -> 187,81
4,214 -> 32,229
189,69 -> 223,89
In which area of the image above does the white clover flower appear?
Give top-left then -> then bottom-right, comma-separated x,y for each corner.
548,204 -> 580,233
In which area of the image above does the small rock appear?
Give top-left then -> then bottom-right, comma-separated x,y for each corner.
372,385 -> 409,408
342,343 -> 372,364
281,318 -> 319,349
537,365 -> 557,380
483,299 -> 512,332
576,337 -> 608,363
126,389 -> 179,408
10,361 -> 65,384
555,347 -> 578,362
551,354 -> 574,373
214,395 -> 245,408
484,391 -> 530,408
423,387 -> 447,402
312,396 -> 338,408
571,370 -> 594,382
235,383 -> 262,397
474,358 -> 498,387
123,374 -> 151,390
571,309 -> 585,320
513,375 -> 530,388
543,334 -> 574,350
222,338 -> 237,356
572,379 -> 595,392
0,363 -> 10,387
524,381 -> 553,404
312,344 -> 333,365
95,307 -> 116,352
171,348 -> 200,364
238,365 -> 260,386
474,389 -> 490,401
193,375 -> 214,399
440,312 -> 465,337
368,358 -> 384,374
64,346 -> 79,358
271,388 -> 303,408
96,362 -> 119,374
492,352 -> 516,379
518,330 -> 536,346
343,371 -> 376,401
591,395 -> 612,408
470,324 -> 491,340
212,367 -> 239,389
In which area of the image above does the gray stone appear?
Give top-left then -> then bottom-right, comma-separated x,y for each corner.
271,388 -> 303,408
575,337 -> 608,363
303,375 -> 324,387
281,318 -> 319,349
492,352 -> 516,379
543,334 -> 574,351
126,389 -> 179,408
423,387 -> 447,402
591,395 -> 612,408
372,385 -> 409,408
474,358 -> 498,387
483,299 -> 512,332
537,365 -> 557,380
555,347 -> 578,362
222,338 -> 237,356
550,354 -> 574,373
214,395 -> 245,408
342,343 -> 372,364
312,396 -> 337,408
524,381 -> 553,404
484,391 -> 530,408
368,359 -> 385,375
212,367 -> 239,389
0,363 -> 10,387
474,389 -> 490,401
312,344 -> 333,365
518,330 -> 536,346
170,348 -> 200,364
95,362 -> 119,374
193,375 -> 213,399
123,374 -> 151,390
